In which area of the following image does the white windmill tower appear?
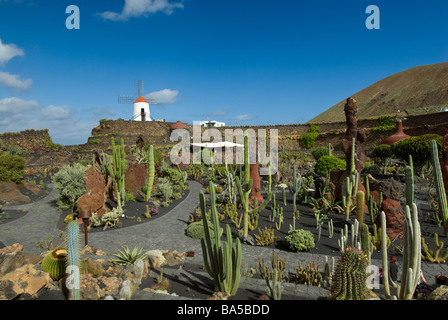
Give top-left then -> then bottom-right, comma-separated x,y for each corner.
118,80 -> 158,121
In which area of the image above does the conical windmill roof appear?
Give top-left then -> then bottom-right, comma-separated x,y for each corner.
134,96 -> 148,103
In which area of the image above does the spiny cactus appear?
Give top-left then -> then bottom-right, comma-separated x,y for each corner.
430,140 -> 448,234
42,247 -> 67,281
381,203 -> 422,300
235,131 -> 272,241
201,181 -> 242,297
288,164 -> 302,225
324,255 -> 335,287
342,138 -> 359,221
65,220 -> 80,300
107,137 -> 126,209
360,223 -> 373,264
265,268 -> 283,300
145,145 -> 155,202
355,191 -> 365,226
338,220 -> 360,252
421,233 -> 448,264
329,246 -> 369,300
405,155 -> 414,207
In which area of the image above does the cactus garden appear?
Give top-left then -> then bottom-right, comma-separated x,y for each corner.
2,103 -> 448,302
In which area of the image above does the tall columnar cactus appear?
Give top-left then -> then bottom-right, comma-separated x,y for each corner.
405,156 -> 414,208
225,163 -> 238,205
343,138 -> 359,221
235,131 -> 272,241
201,181 -> 242,297
430,140 -> 448,234
360,223 -> 373,264
66,220 -> 80,300
265,268 -> 283,300
107,137 -> 126,209
381,203 -> 422,300
288,164 -> 302,230
145,145 -> 155,202
355,191 -> 365,226
329,246 -> 369,300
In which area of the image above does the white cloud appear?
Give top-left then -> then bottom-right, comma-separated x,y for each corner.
0,97 -> 95,145
40,105 -> 71,120
92,106 -> 116,117
145,88 -> 179,104
0,39 -> 24,66
99,0 -> 184,21
0,71 -> 32,91
231,114 -> 255,123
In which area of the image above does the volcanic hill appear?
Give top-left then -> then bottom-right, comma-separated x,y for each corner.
309,61 -> 448,123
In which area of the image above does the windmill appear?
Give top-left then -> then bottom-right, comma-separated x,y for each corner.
118,80 -> 158,121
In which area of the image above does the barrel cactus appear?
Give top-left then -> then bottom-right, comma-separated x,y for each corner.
329,246 -> 369,300
42,247 -> 68,281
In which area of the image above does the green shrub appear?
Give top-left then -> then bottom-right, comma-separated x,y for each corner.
52,163 -> 87,211
314,156 -> 346,176
312,146 -> 330,161
308,124 -> 321,133
185,221 -> 216,239
372,115 -> 395,132
372,144 -> 393,160
283,229 -> 315,252
391,134 -> 443,171
0,153 -> 25,183
300,132 -> 319,149
88,139 -> 101,145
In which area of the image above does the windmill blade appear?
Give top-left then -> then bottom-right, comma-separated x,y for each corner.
135,80 -> 144,97
118,95 -> 136,104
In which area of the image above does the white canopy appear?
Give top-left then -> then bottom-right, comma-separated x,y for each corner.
191,141 -> 244,148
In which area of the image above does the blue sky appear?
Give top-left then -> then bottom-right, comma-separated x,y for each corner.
0,0 -> 447,145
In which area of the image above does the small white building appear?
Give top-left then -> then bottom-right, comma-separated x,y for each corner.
200,120 -> 225,127
133,96 -> 152,121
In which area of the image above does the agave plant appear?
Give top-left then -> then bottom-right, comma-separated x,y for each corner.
110,246 -> 147,266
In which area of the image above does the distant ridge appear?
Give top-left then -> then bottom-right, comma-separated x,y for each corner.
309,62 -> 448,123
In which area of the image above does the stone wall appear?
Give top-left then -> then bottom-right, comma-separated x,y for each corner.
91,120 -> 172,140
3,109 -> 448,172
0,129 -> 53,152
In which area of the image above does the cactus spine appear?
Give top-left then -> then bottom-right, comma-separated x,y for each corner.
66,220 -> 80,300
430,140 -> 448,234
235,131 -> 271,240
201,181 -> 242,296
145,145 -> 155,202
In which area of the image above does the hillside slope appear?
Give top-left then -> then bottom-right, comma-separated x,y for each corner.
309,62 -> 448,123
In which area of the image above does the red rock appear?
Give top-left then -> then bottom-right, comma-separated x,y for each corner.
0,181 -> 31,206
125,163 -> 148,197
375,198 -> 405,241
76,166 -> 110,216
249,162 -> 264,206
